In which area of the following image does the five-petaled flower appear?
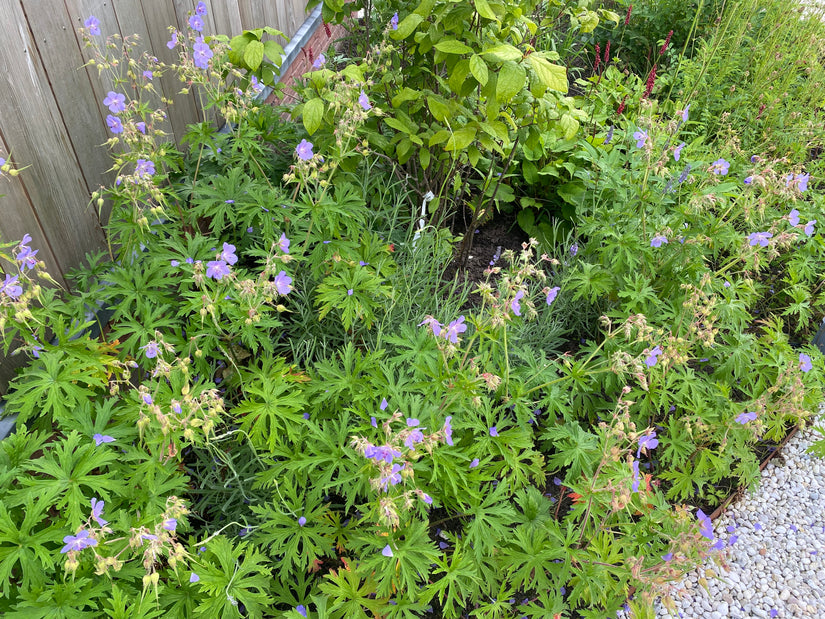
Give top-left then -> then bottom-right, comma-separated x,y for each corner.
358,91 -> 372,111
546,286 -> 560,306
673,142 -> 685,161
800,352 -> 813,373
218,242 -> 238,265
61,529 -> 97,553
650,234 -> 668,248
206,260 -> 231,280
106,115 -> 124,134
188,14 -> 204,32
390,12 -> 399,30
443,316 -> 467,343
141,341 -> 160,359
274,271 -> 292,294
193,37 -> 213,69
511,289 -> 525,316
104,92 -> 126,114
16,243 -> 38,270
637,430 -> 659,457
312,53 -> 326,69
735,411 -> 757,424
790,209 -> 800,227
696,509 -> 714,540
804,220 -> 816,237
167,32 -> 178,49
633,129 -> 648,148
489,426 -> 499,437
85,16 -> 101,36
296,139 -> 314,161
93,433 -> 115,446
0,273 -> 22,299
709,158 -> 729,175
278,233 -> 290,254
196,2 -> 208,16
135,159 -> 155,179
90,498 -> 109,526
644,346 -> 663,368
748,231 -> 772,247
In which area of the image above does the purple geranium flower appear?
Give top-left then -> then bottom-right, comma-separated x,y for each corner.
278,233 -> 290,254
469,458 -> 479,468
696,509 -> 714,540
143,70 -> 153,80
312,53 -> 326,69
188,14 -> 204,32
196,2 -> 208,16
546,286 -> 560,305
404,428 -> 424,449
800,352 -> 813,373
735,411 -> 757,424
797,173 -> 810,192
135,159 -> 155,179
489,426 -> 498,437
390,12 -> 399,30
511,289 -> 524,316
296,605 -> 307,618
93,433 -> 115,446
85,16 -> 101,36
681,104 -> 690,123
104,92 -> 126,114
650,234 -> 668,248
193,37 -> 213,69
710,158 -> 730,175
444,416 -> 453,446
443,316 -> 467,343
106,115 -> 124,134
0,273 -> 22,299
805,220 -> 816,236
382,544 -> 394,557
167,32 -> 178,49
218,242 -> 238,265
61,529 -> 97,553
633,129 -> 648,148
631,460 -> 640,493
637,430 -> 659,457
162,518 -> 177,531
380,397 -> 389,411
90,498 -> 109,526
673,142 -> 685,161
296,139 -> 314,161
206,260 -> 230,280
190,572 -> 200,583
141,341 -> 160,359
790,209 -> 800,227
16,246 -> 38,270
744,176 -> 753,185
644,346 -> 662,368
358,91 -> 372,111
136,122 -> 147,134
747,231 -> 772,247
274,271 -> 292,294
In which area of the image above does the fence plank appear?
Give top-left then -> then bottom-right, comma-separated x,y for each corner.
0,2 -> 105,278
208,0 -> 243,37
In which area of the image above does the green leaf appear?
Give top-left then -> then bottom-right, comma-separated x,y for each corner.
481,44 -> 522,62
434,40 -> 474,55
469,54 -> 489,86
528,55 -> 568,93
578,9 -> 600,33
243,40 -> 265,71
475,0 -> 498,20
341,64 -> 364,82
391,13 -> 424,39
444,126 -> 477,151
560,113 -> 579,140
427,95 -> 451,122
303,98 -> 324,135
419,147 -> 431,170
496,61 -> 526,103
391,87 -> 421,107
262,40 -> 284,66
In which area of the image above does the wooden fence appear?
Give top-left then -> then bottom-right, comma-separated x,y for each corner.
0,0 -> 314,392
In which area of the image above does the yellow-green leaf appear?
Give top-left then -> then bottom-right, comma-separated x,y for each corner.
429,130 -> 451,146
469,54 -> 489,86
391,13 -> 424,39
392,87 -> 421,108
528,55 -> 568,93
434,40 -> 474,55
243,40 -> 264,71
481,44 -> 522,63
302,98 -> 324,135
427,96 -> 451,122
560,113 -> 579,140
444,126 -> 477,151
475,0 -> 498,20
496,61 -> 526,103
419,147 -> 431,170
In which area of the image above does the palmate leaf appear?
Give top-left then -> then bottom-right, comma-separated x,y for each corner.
498,524 -> 565,593
461,481 -> 517,562
0,496 -> 63,598
194,537 -> 271,619
16,431 -> 124,526
541,421 -> 599,479
318,559 -> 381,619
421,550 -> 482,618
9,575 -> 109,618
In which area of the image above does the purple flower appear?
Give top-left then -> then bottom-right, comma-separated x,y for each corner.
511,289 -> 525,316
805,220 -> 816,236
296,139 -> 314,161
296,605 -> 307,618
104,92 -> 126,114
382,544 -> 394,557
312,53 -> 326,69
444,416 -> 453,446
274,271 -> 292,294
90,498 -> 109,526
729,535 -> 739,545
744,176 -> 753,185
681,104 -> 690,123
85,16 -> 101,36
365,443 -> 402,464
443,316 -> 467,343
206,260 -> 230,280
489,426 -> 498,437
143,393 -> 154,406
747,231 -> 772,247
770,610 -> 778,618
469,458 -> 479,468
136,122 -> 147,134
790,209 -> 800,227
421,493 -> 433,505
370,416 -> 377,427
570,243 -> 579,256
61,529 -> 97,553
106,115 -> 124,134
673,142 -> 685,161
380,398 -> 388,411
172,403 -> 182,414
637,430 -> 659,457
141,341 -> 160,359
710,158 -> 730,175
710,538 -> 726,550
404,429 -> 424,449
218,242 -> 238,265
696,509 -> 714,540
167,32 -> 178,49
735,411 -> 757,424
162,518 -> 177,531
631,460 -> 640,493
650,234 -> 668,248
189,14 -> 204,32
604,125 -> 614,145
751,155 -> 759,163
633,129 -> 648,148
644,346 -> 662,368
0,273 -> 22,299
196,2 -> 208,16
278,233 -> 290,253
797,173 -> 810,192
189,572 -> 200,583
93,434 -> 115,446
678,164 -> 691,184
193,37 -> 213,69
407,418 -> 420,427
135,159 -> 155,179
249,75 -> 263,94
662,552 -> 673,561
724,281 -> 731,288
358,91 -> 372,111
390,12 -> 399,30
298,516 -> 306,527
754,522 -> 762,530
800,352 -> 813,373
16,246 -> 38,270
544,286 -> 562,306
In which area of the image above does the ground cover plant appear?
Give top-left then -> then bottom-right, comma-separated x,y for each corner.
0,0 -> 825,617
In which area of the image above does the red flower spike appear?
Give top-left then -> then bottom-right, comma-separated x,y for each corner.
660,30 -> 673,55
625,4 -> 632,25
642,65 -> 657,99
594,43 -> 601,73
617,94 -> 627,116
604,40 -> 611,63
